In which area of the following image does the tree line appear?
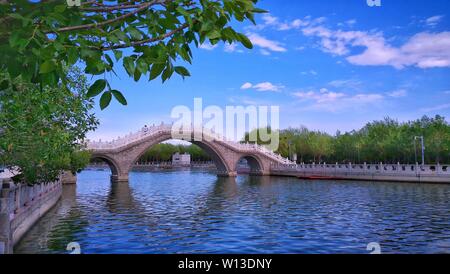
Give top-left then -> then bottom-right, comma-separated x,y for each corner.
137,143 -> 211,163
243,115 -> 450,165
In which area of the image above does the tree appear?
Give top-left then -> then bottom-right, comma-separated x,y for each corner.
242,115 -> 450,165
0,0 -> 264,109
308,131 -> 334,163
138,143 -> 211,162
0,68 -> 98,184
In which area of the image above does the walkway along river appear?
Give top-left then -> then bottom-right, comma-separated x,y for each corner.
14,170 -> 450,254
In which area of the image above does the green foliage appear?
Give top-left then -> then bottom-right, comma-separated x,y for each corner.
0,0 -> 264,108
69,150 -> 92,175
138,143 -> 211,162
0,68 -> 98,184
244,116 -> 450,164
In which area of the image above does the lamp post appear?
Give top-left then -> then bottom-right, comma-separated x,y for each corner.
414,136 -> 425,166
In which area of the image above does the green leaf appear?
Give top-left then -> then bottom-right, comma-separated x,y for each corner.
0,79 -> 9,90
136,58 -> 149,74
123,56 -> 135,77
113,50 -> 122,61
39,60 -> 56,74
100,91 -> 112,110
86,79 -> 107,98
237,33 -> 253,49
252,8 -> 268,13
174,66 -> 190,78
176,6 -> 190,17
127,26 -> 143,40
114,30 -> 129,43
67,47 -> 78,65
111,90 -> 128,106
162,66 -> 174,82
149,63 -> 166,81
8,13 -> 25,21
207,30 -> 221,40
54,4 -> 67,13
104,54 -> 114,69
134,69 -> 142,81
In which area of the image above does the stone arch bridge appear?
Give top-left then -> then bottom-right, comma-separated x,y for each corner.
86,124 -> 293,182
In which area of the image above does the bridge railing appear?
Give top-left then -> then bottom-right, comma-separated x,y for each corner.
86,124 -> 172,149
270,162 -> 450,176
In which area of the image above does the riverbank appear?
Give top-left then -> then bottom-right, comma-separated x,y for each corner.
271,163 -> 450,184
0,178 -> 62,254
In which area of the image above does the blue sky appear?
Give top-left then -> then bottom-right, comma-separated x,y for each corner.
87,0 -> 450,141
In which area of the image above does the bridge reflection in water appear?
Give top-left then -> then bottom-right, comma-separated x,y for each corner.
15,170 -> 450,254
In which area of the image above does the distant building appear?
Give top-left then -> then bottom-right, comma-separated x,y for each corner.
172,152 -> 191,166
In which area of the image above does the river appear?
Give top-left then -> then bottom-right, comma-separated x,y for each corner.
15,170 -> 450,254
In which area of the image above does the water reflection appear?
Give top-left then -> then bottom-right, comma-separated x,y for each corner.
15,170 -> 450,254
106,181 -> 136,213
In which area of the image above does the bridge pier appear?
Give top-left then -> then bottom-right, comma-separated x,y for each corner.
60,171 -> 77,184
111,174 -> 129,183
249,170 -> 270,176
217,171 -> 237,177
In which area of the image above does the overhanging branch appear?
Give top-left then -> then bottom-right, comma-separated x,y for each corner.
98,22 -> 190,51
56,0 -> 168,33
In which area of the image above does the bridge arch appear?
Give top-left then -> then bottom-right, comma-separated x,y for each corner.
128,136 -> 234,177
191,140 -> 232,176
236,155 -> 264,175
90,154 -> 124,181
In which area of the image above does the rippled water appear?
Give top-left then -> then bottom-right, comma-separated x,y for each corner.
15,170 -> 450,254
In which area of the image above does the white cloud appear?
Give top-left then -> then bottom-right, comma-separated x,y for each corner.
346,19 -> 357,26
425,15 -> 444,27
301,70 -> 318,76
339,19 -> 357,27
387,89 -> 407,98
301,18 -> 450,69
292,88 -> 384,112
421,103 -> 450,112
247,33 -> 287,53
292,19 -> 308,28
293,89 -> 345,103
224,43 -> 241,53
240,82 -> 284,92
240,82 -> 253,89
257,14 -> 309,31
201,41 -> 244,53
259,49 -> 271,56
262,14 -> 278,26
199,42 -> 218,50
253,82 -> 284,92
328,79 -> 362,89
